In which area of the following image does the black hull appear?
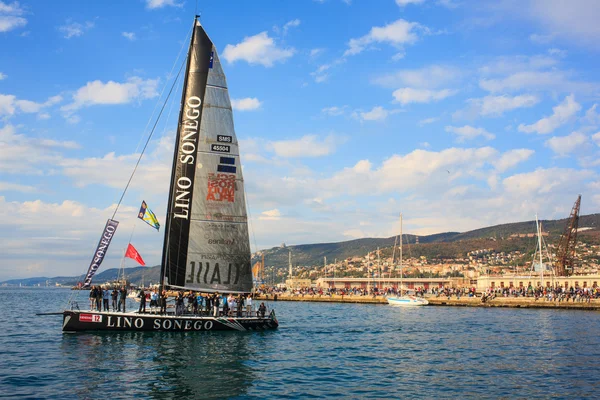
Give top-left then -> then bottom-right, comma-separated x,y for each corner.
62,310 -> 278,332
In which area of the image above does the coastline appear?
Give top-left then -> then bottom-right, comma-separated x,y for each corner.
256,294 -> 600,310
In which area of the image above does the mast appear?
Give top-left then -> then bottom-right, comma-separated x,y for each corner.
399,214 -> 403,295
536,214 -> 544,288
288,250 -> 292,279
159,16 -> 198,294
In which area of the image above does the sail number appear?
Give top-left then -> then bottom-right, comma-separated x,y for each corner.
211,144 -> 230,153
217,135 -> 232,143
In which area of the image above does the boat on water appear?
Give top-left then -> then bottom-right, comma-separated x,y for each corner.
62,16 -> 278,332
386,213 -> 429,307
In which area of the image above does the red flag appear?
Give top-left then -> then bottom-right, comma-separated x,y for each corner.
125,243 -> 145,266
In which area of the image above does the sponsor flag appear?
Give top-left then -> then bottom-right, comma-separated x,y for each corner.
83,219 -> 119,288
138,200 -> 160,231
125,243 -> 145,266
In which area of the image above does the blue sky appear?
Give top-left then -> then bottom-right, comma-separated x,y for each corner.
1,0 -> 599,280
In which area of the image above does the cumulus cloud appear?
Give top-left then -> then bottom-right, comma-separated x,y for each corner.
61,77 -> 159,112
518,94 -> 580,134
259,209 -> 281,220
58,20 -> 94,39
269,134 -> 340,158
0,72 -> 6,80
0,1 -> 26,32
321,106 -> 347,116
145,0 -> 181,9
445,125 -> 495,142
373,65 -> 461,89
222,32 -> 294,67
122,32 -> 136,41
493,149 -> 534,172
593,132 -> 600,146
545,131 -> 588,156
466,94 -> 540,117
344,19 -> 422,57
0,93 -> 62,117
355,106 -> 389,122
231,97 -> 262,111
396,0 -> 425,6
392,88 -> 456,105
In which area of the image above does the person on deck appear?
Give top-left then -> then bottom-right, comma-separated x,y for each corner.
213,293 -> 220,317
160,290 -> 167,315
138,288 -> 146,313
150,290 -> 158,313
95,286 -> 103,311
246,294 -> 253,316
89,286 -> 96,310
119,286 -> 127,312
102,287 -> 110,311
111,288 -> 118,311
258,302 -> 266,318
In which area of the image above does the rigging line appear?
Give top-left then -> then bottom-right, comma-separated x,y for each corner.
132,24 -> 194,155
111,58 -> 187,221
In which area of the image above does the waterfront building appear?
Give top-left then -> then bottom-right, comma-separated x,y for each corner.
476,274 -> 600,293
314,277 -> 452,291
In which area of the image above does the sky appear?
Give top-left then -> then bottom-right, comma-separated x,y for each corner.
1,0 -> 600,281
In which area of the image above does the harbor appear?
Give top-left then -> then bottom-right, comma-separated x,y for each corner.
257,293 -> 600,310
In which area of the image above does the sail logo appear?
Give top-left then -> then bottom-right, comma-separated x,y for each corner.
206,173 -> 235,202
174,96 -> 202,220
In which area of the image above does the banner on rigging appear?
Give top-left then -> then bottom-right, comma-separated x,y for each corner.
83,219 -> 119,288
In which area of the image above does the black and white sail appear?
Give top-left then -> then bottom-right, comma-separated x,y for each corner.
161,18 -> 252,293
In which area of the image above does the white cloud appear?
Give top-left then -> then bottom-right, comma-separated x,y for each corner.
467,94 -> 540,117
392,88 -> 456,105
396,0 -> 425,6
0,93 -> 62,117
503,167 -> 594,196
593,132 -> 600,146
418,117 -> 438,126
584,104 -> 600,126
373,65 -> 461,89
282,19 -> 300,35
445,125 -> 495,142
0,72 -> 6,80
527,0 -> 600,46
356,106 -> 389,122
545,131 -> 588,156
259,209 -> 281,220
0,1 -> 26,32
222,32 -> 294,67
493,149 -> 534,172
518,95 -> 581,134
145,0 -> 182,9
0,181 -> 36,193
58,20 -> 94,39
61,77 -> 159,112
344,19 -> 421,57
529,33 -> 555,44
269,134 -> 340,158
322,106 -> 347,116
309,48 -> 324,58
122,32 -> 136,41
231,97 -> 262,111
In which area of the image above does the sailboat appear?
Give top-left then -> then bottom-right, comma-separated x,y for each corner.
62,17 -> 278,331
386,213 -> 428,307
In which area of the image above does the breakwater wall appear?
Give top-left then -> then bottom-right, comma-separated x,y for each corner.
256,294 -> 600,310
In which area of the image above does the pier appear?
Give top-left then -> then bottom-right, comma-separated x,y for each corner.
257,294 -> 600,310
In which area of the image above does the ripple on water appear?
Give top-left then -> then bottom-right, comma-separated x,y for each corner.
2,288 -> 600,398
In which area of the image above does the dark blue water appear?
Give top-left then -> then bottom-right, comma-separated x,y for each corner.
2,288 -> 600,398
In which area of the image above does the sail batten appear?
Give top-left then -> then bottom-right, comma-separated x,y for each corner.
162,19 -> 253,293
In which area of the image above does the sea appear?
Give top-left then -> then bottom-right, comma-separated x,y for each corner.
2,287 -> 600,399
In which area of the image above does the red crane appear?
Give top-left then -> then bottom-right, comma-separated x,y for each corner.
554,195 -> 581,276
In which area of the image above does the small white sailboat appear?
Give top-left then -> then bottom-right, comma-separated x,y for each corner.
387,213 -> 428,307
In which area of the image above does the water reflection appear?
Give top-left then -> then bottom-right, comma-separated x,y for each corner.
61,331 -> 257,399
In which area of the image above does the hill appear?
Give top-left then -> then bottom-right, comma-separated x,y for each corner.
4,213 -> 599,285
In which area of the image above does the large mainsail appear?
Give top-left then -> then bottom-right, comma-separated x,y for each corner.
161,18 -> 253,293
